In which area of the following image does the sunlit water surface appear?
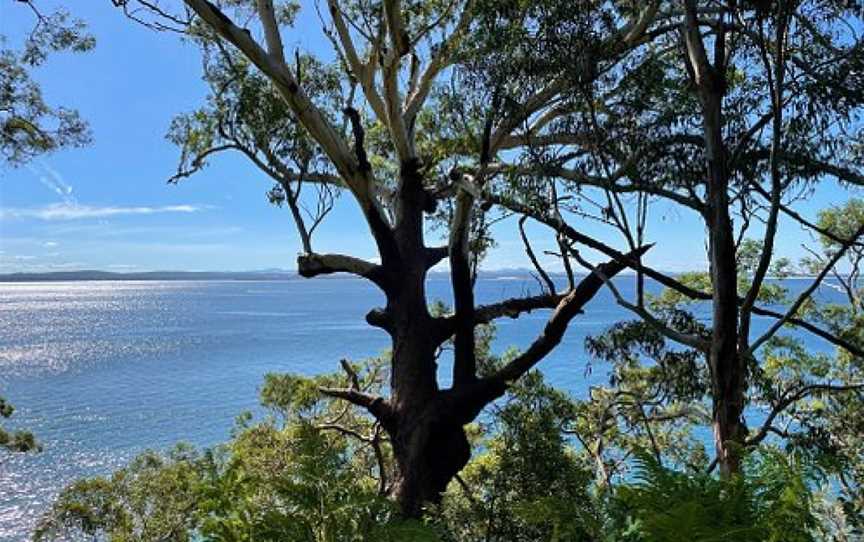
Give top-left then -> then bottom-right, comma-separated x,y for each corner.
0,278 -> 838,539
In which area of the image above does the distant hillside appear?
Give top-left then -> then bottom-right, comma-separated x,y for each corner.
0,268 -> 549,282
0,270 -> 300,282
0,268 -> 708,283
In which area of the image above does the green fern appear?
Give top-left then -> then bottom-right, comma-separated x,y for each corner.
612,450 -> 819,542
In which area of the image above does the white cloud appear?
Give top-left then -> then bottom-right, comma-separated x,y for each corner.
0,203 -> 207,221
43,241 -> 59,248
27,162 -> 75,204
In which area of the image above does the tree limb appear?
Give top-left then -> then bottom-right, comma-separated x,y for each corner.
450,186 -> 477,388
569,246 -> 710,351
326,0 -> 388,123
255,0 -> 285,63
404,0 -> 474,123
490,194 -> 864,359
183,0 -> 397,259
319,387 -> 392,423
297,252 -> 386,287
748,224 -> 864,355
488,244 -> 652,384
746,383 -> 864,447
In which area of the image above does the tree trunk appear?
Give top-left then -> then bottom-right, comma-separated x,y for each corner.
702,87 -> 747,477
375,170 -> 477,515
379,258 -> 477,516
388,404 -> 472,517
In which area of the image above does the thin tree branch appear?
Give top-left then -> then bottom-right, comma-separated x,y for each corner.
256,0 -> 285,62
746,383 -> 864,447
489,244 -> 652,384
748,224 -> 864,355
518,216 -> 556,295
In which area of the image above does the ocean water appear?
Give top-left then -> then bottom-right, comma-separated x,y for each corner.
0,277 -> 840,539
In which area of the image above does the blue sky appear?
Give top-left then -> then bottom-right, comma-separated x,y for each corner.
0,1 -> 857,273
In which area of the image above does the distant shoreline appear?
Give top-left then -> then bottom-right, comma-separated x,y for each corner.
0,269 -> 835,283
0,270 -> 303,282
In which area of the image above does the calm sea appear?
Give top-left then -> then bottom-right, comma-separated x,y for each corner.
0,277 -> 839,539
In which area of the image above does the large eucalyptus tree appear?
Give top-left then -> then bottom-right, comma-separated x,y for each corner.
114,0 -> 663,515
116,0 -> 864,514
467,0 -> 864,478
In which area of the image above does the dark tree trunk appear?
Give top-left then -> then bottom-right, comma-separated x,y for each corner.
386,363 -> 501,515
375,161 -> 477,516
702,83 -> 747,477
376,251 -> 479,516
388,403 -> 472,516
682,0 -> 749,474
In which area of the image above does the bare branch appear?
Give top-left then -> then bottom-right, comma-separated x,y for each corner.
748,224 -> 864,355
181,1 -> 398,259
490,193 -> 864,359
319,387 -> 392,423
316,423 -> 372,442
740,14 -> 788,341
450,186 -> 477,388
404,0 -> 475,122
340,358 -> 362,390
326,0 -> 388,123
425,245 -> 449,269
747,180 -> 864,249
383,0 -> 410,57
681,0 -> 713,89
433,293 -> 565,344
569,246 -> 710,351
490,163 -> 705,212
489,244 -> 652,384
185,0 -> 356,176
518,216 -> 556,295
297,252 -> 386,286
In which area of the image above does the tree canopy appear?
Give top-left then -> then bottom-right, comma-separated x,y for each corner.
29,0 -> 864,532
0,0 -> 93,165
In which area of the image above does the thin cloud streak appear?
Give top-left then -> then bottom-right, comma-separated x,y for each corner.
0,203 -> 208,221
27,162 -> 76,204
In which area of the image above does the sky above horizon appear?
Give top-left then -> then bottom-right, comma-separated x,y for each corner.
0,1 -> 858,274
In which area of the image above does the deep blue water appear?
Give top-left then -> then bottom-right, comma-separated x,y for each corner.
0,277 -> 841,539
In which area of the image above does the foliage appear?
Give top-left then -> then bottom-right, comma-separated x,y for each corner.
612,449 -> 820,542
0,3 -> 93,164
72,0 -> 864,534
0,395 -> 40,452
36,361 -> 841,541
34,370 -> 436,541
0,1 -> 96,455
436,371 -> 602,541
